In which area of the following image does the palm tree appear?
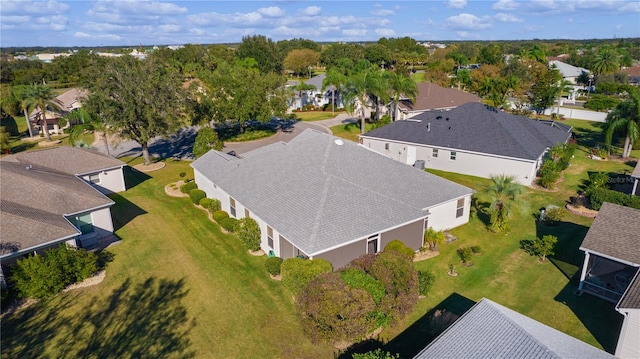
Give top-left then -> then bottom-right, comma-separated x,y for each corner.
385,71 -> 417,121
592,48 -> 620,76
20,84 -> 63,141
343,68 -> 386,134
293,82 -> 316,110
322,68 -> 346,115
605,89 -> 640,158
484,174 -> 523,232
67,108 -> 111,156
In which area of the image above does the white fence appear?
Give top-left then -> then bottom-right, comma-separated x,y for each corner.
544,106 -> 608,122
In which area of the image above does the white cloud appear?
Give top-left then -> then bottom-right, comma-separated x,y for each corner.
257,6 -> 285,17
300,6 -> 321,16
342,29 -> 367,37
494,13 -> 523,22
88,0 -> 187,16
1,15 -> 31,25
158,24 -> 181,32
422,19 -> 435,27
374,3 -> 383,8
492,0 -> 518,11
446,13 -> 492,30
447,0 -> 467,9
1,0 -> 69,15
73,32 -> 121,40
187,12 -> 268,28
375,28 -> 396,36
189,28 -> 205,36
615,24 -> 623,30
371,9 -> 395,16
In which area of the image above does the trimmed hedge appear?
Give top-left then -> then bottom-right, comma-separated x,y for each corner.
212,210 -> 229,223
219,217 -> 238,232
265,256 -> 283,276
189,189 -> 206,205
281,258 -> 333,294
417,270 -> 435,296
199,198 -> 221,213
587,187 -> 640,210
383,239 -> 415,259
237,217 -> 261,250
180,181 -> 197,194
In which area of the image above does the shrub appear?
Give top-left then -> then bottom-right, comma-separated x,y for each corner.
520,235 -> 557,262
544,207 -> 566,225
179,172 -> 187,178
219,217 -> 238,232
189,189 -> 206,205
212,210 -> 229,223
352,349 -> 400,359
193,126 -> 223,158
341,268 -> 386,305
265,256 -> 283,276
417,270 -> 435,296
424,228 -> 446,251
470,246 -> 482,254
0,115 -> 19,136
297,272 -> 375,343
587,186 -> 640,210
383,240 -> 414,259
457,247 -> 474,265
237,217 -> 261,251
369,251 -> 419,320
539,160 -> 560,188
281,257 -> 333,294
10,245 -> 97,299
200,198 -> 221,213
180,181 -> 197,194
199,197 -> 212,209
587,172 -> 610,190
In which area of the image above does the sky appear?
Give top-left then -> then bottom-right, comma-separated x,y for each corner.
1,0 -> 639,48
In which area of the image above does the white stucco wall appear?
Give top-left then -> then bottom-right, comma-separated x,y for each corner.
426,195 -> 472,231
81,167 -> 126,194
616,310 -> 640,359
362,138 -> 539,185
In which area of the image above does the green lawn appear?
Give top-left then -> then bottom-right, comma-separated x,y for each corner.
330,122 -> 373,142
293,111 -> 339,122
2,120 -> 635,358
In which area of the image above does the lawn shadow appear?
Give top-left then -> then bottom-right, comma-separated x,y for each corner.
149,127 -> 197,161
572,121 -> 607,151
535,220 -> 589,280
472,197 -> 492,229
108,192 -> 147,231
337,293 -> 475,359
123,165 -> 152,190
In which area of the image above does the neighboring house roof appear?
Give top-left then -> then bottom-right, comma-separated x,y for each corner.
619,271 -> 640,309
29,87 -> 88,121
621,65 -> 640,77
549,60 -> 590,78
547,54 -> 570,62
579,202 -> 640,266
191,129 -> 473,256
0,161 -> 114,257
362,102 -> 572,161
398,82 -> 481,112
632,160 -> 640,179
5,146 -> 125,175
414,298 -> 615,359
304,73 -> 326,90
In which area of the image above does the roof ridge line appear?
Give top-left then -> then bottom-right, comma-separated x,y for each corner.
308,139 -> 334,246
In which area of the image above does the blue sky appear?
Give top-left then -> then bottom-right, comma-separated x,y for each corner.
1,0 -> 639,47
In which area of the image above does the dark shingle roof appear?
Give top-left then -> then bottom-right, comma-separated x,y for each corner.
414,298 -> 615,359
192,129 -> 473,256
9,146 -> 124,175
398,82 -> 481,112
619,271 -> 640,309
362,102 -> 572,161
579,202 -> 640,266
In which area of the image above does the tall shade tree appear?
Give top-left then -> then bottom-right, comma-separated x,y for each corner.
592,48 -> 620,76
19,84 -> 63,141
283,49 -> 320,78
484,174 -> 523,233
83,56 -> 186,165
322,68 -> 346,115
529,68 -> 563,114
237,35 -> 283,74
605,88 -> 640,158
385,71 -> 417,121
67,107 -> 111,155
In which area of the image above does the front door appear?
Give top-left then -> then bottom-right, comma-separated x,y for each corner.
407,146 -> 417,165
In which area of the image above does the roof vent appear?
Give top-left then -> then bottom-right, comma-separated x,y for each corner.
446,117 -> 449,121
448,126 -> 451,130
427,123 -> 431,132
436,116 -> 442,120
334,139 -> 344,146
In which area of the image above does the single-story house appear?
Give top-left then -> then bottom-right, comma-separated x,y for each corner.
413,298 -> 615,359
396,82 -> 482,121
548,60 -> 590,85
28,88 -> 87,136
578,202 -> 640,359
191,129 -> 474,269
287,73 -> 343,111
360,102 -> 573,185
621,65 -> 640,86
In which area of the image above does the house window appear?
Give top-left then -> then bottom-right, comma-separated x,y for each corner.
229,197 -> 236,217
244,208 -> 250,218
88,173 -> 101,184
267,226 -> 274,249
385,143 -> 390,150
75,213 -> 94,235
432,148 -> 439,158
367,234 -> 380,254
450,151 -> 457,161
456,198 -> 465,218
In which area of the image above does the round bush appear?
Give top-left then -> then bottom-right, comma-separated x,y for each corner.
220,217 -> 238,232
212,210 -> 229,223
384,239 -> 415,259
180,181 -> 197,194
417,270 -> 435,296
237,217 -> 261,250
265,256 -> 283,276
200,198 -> 213,209
281,258 -> 333,294
189,189 -> 206,205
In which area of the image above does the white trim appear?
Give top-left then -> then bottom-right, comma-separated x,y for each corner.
75,165 -> 125,176
366,234 -> 380,254
422,193 -> 472,212
579,248 -> 640,268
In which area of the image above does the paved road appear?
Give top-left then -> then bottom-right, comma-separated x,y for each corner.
93,114 -> 357,159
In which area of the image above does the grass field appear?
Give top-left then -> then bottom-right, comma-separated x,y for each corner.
293,111 -> 340,122
330,122 -> 373,142
2,119 -> 636,358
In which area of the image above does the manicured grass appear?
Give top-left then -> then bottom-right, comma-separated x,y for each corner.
330,122 -> 374,142
2,160 -> 336,358
223,129 -> 276,142
293,111 -> 339,122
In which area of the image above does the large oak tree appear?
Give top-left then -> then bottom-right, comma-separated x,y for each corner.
83,55 -> 186,165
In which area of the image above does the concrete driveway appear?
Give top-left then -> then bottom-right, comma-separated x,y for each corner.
93,113 -> 357,159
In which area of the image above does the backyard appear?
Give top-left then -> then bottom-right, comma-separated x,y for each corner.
2,119 -> 637,358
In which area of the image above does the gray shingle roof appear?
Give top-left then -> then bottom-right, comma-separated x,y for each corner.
632,160 -> 640,179
0,160 -> 114,255
9,146 -> 125,175
398,82 -> 481,112
579,202 -> 640,266
191,129 -> 473,256
414,298 -> 615,359
304,73 -> 326,90
362,102 -> 572,161
549,60 -> 590,78
619,271 -> 640,309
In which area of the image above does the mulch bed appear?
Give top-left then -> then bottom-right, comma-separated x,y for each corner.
134,162 -> 165,172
